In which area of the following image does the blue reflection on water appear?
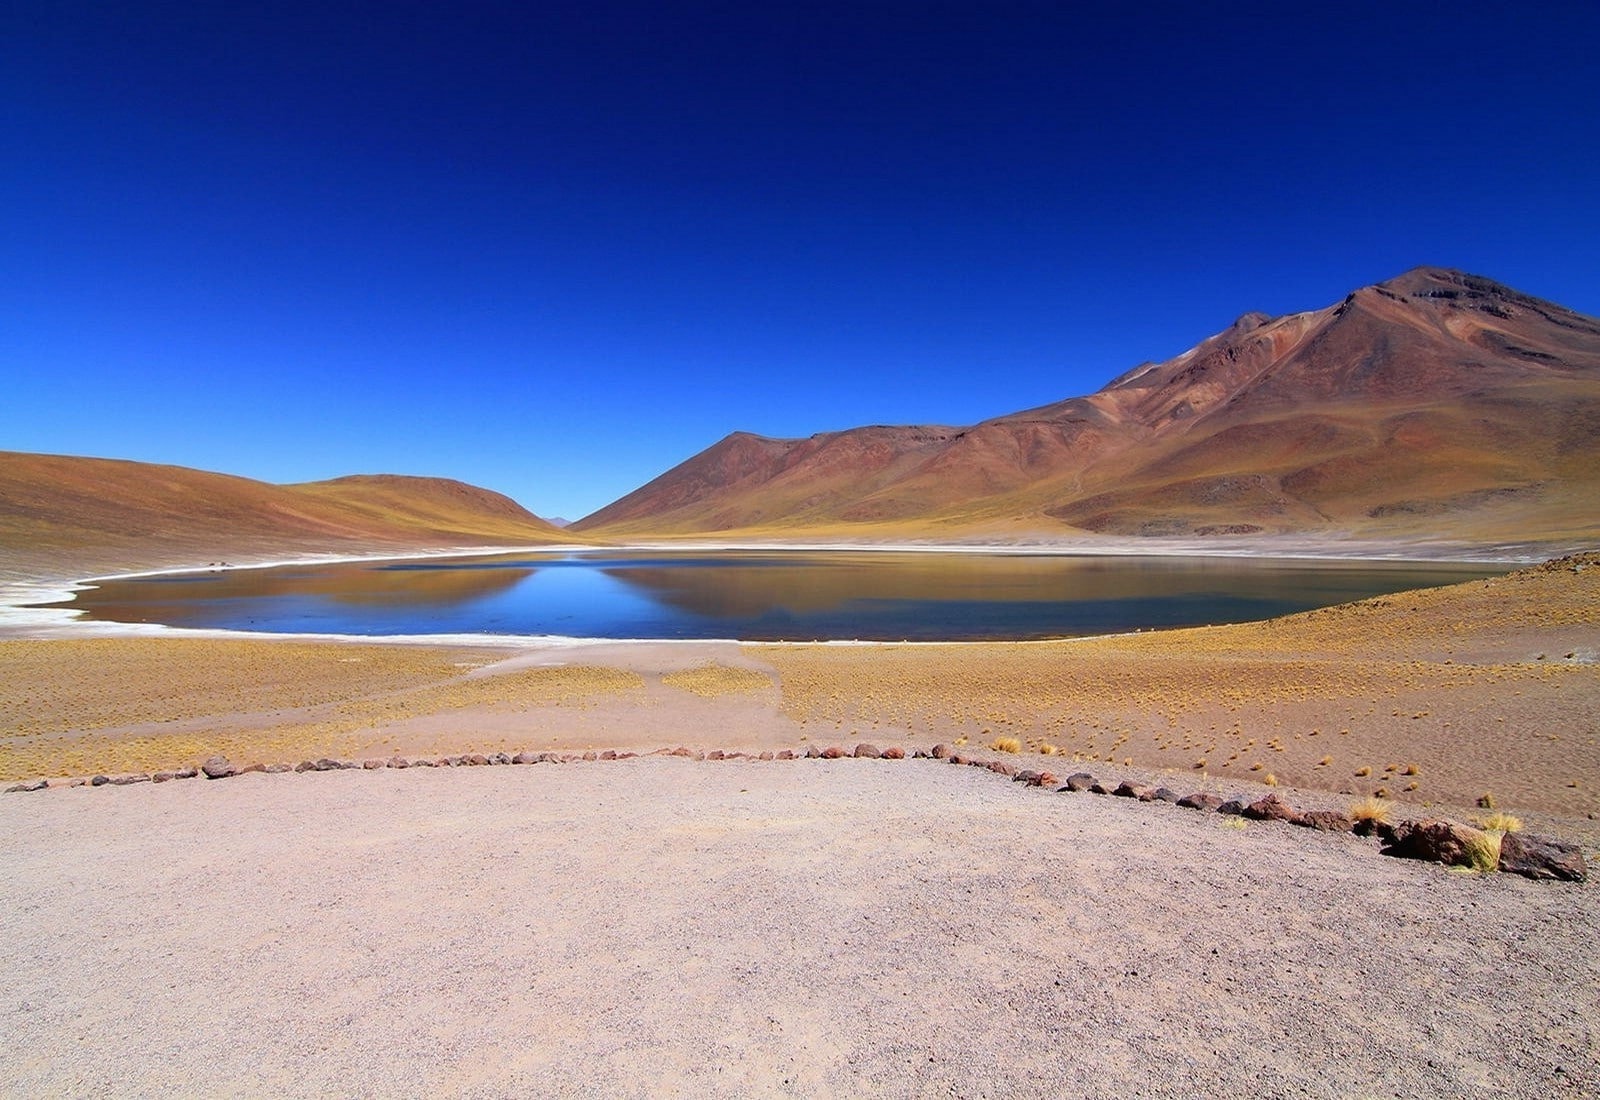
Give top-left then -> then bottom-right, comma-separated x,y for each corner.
72,551 -> 1506,641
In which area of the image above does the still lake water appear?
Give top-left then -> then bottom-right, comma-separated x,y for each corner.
56,551 -> 1506,641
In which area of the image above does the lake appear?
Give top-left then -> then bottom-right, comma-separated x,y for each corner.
50,550 -> 1507,641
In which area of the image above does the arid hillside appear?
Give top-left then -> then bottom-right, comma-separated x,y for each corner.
0,452 -> 570,582
576,268 -> 1600,548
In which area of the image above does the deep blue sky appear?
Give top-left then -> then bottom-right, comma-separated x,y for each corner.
5,2 -> 1598,521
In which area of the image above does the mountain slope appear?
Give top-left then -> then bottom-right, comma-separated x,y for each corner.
575,268 -> 1600,546
0,453 -> 569,581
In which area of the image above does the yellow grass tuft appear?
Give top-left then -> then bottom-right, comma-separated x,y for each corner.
990,737 -> 1021,753
1474,811 -> 1523,833
1263,773 -> 1278,786
1039,743 -> 1058,756
1350,797 -> 1391,825
1463,830 -> 1503,873
1354,765 -> 1371,777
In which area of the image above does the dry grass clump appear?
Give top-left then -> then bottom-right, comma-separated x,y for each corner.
1463,830 -> 1503,874
990,736 -> 1022,754
660,664 -> 770,698
1474,811 -> 1523,834
1349,797 -> 1391,825
1038,743 -> 1058,756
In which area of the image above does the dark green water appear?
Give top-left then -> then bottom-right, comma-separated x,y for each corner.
50,550 -> 1507,641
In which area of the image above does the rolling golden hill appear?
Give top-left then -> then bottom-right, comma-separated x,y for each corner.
575,268 -> 1600,549
0,453 -> 569,582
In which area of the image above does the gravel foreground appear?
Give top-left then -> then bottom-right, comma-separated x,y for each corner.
2,760 -> 1594,1099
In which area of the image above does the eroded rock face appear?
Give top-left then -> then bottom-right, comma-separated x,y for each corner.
1176,792 -> 1222,812
1498,832 -> 1588,881
1381,820 -> 1489,867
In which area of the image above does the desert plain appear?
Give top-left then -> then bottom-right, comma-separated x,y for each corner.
2,542 -> 1598,1098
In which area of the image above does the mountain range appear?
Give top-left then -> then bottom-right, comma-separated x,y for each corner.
574,267 -> 1600,546
5,266 -> 1597,581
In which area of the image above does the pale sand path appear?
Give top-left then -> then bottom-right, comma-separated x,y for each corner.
2,760 -> 1594,1099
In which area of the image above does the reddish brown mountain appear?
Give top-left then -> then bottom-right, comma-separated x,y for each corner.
0,453 -> 568,582
575,268 -> 1600,547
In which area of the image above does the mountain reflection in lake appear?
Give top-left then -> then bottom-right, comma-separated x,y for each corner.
54,550 -> 1505,641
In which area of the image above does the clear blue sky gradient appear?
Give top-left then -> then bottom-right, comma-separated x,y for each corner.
5,2 -> 1598,520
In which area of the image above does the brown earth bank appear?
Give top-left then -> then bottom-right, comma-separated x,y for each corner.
2,762 -> 1594,1098
0,450 -> 575,583
3,554 -> 1596,843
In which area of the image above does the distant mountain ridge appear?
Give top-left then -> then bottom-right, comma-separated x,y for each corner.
575,267 -> 1600,547
0,453 -> 567,582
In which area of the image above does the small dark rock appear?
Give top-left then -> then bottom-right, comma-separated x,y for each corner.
1063,773 -> 1096,792
987,761 -> 1017,777
1216,799 -> 1247,816
881,746 -> 905,760
1381,819 -> 1488,867
91,775 -> 110,786
1111,781 -> 1147,799
1498,832 -> 1588,882
1296,810 -> 1355,833
494,752 -> 514,765
361,759 -> 386,770
931,743 -> 951,759
821,746 -> 846,759
295,761 -> 317,772
1089,781 -> 1116,795
201,755 -> 235,779
854,743 -> 882,759
804,746 -> 822,758
707,750 -> 726,761
1151,787 -> 1181,803
6,778 -> 48,793
467,754 -> 491,766
1243,794 -> 1301,823
1176,792 -> 1223,811
776,749 -> 795,760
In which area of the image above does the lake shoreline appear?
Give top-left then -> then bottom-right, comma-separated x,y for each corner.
0,534 -> 1546,642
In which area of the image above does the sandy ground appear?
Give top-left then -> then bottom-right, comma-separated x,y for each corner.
3,760 -> 1595,1099
3,554 -> 1596,831
2,546 -> 1598,1096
